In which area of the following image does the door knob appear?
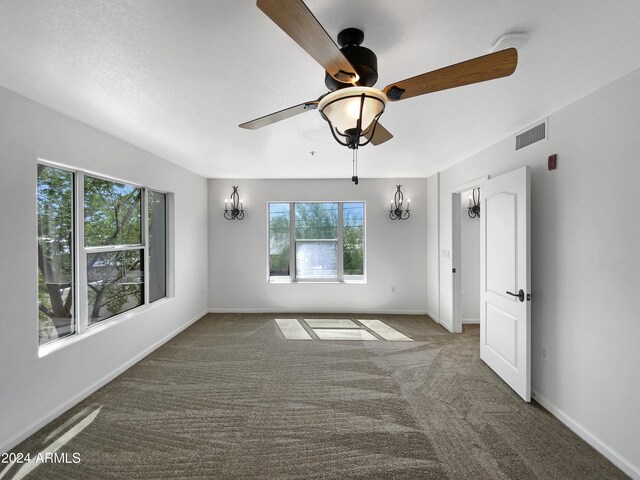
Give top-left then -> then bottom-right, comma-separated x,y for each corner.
506,289 -> 525,302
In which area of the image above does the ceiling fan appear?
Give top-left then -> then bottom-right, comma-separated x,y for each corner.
240,0 -> 518,183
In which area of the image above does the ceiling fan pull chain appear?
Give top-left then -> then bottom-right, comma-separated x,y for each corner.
351,148 -> 359,185
352,148 -> 355,176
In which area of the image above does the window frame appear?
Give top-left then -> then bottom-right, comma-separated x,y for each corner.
37,159 -> 172,352
267,201 -> 366,283
147,189 -> 168,303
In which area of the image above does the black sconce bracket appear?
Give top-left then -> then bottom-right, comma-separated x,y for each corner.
389,185 -> 410,220
467,188 -> 480,219
224,186 -> 245,220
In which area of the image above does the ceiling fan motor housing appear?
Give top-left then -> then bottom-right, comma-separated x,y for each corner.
325,28 -> 378,90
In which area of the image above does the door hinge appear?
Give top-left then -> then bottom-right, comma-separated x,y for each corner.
452,268 -> 456,273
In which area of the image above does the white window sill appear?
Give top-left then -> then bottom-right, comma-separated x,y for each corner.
38,297 -> 174,358
268,279 -> 367,285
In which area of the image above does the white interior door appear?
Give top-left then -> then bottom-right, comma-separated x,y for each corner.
480,166 -> 531,401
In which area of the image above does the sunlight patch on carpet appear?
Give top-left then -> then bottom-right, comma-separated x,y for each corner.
275,319 -> 312,340
304,319 -> 358,328
276,319 -> 413,342
358,319 -> 413,342
312,328 -> 378,341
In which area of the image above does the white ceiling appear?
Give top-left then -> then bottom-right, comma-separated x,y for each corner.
1,1 -> 640,179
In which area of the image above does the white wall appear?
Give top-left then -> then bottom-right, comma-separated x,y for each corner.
426,68 -> 640,478
0,87 -> 209,452
426,174 -> 440,322
460,190 -> 480,322
208,178 -> 428,314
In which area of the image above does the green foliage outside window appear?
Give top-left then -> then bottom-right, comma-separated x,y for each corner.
343,203 -> 364,276
37,165 -> 74,344
38,169 -> 151,344
84,176 -> 143,323
84,176 -> 141,246
269,203 -> 290,276
295,203 -> 338,239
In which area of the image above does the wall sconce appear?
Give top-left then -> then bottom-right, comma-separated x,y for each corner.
223,186 -> 244,220
389,185 -> 410,220
467,188 -> 480,218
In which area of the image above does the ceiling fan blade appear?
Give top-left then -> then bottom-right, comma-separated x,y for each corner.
257,0 -> 359,84
239,100 -> 319,129
365,123 -> 394,146
383,48 -> 518,102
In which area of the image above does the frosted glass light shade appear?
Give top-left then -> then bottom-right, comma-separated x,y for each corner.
318,87 -> 387,133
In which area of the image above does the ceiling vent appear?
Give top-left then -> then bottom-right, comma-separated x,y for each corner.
516,120 -> 547,150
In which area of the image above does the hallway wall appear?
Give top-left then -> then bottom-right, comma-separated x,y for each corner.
426,68 -> 640,477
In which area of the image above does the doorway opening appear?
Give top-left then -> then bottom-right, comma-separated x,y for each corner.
459,189 -> 481,328
451,177 -> 487,333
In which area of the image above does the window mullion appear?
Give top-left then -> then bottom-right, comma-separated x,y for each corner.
165,193 -> 173,298
337,202 -> 344,281
289,202 -> 295,281
142,188 -> 149,305
76,171 -> 88,334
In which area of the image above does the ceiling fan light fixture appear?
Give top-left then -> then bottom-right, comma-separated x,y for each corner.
318,86 -> 387,149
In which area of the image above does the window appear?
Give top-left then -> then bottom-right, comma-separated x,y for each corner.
295,202 -> 339,280
148,190 -> 167,303
37,163 -> 169,346
343,202 -> 365,279
85,176 -> 144,324
268,202 -> 365,282
268,203 -> 290,278
37,165 -> 75,344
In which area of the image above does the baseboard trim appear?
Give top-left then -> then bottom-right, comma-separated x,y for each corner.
532,390 -> 639,479
207,308 -> 429,315
426,311 -> 440,324
461,318 -> 480,324
435,318 -> 453,332
0,310 -> 207,454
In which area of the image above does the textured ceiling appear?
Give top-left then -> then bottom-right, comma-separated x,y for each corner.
1,0 -> 640,179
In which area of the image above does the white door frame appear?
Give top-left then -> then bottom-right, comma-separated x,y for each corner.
450,176 -> 488,334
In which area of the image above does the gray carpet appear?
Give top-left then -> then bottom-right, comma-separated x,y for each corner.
4,314 -> 627,479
